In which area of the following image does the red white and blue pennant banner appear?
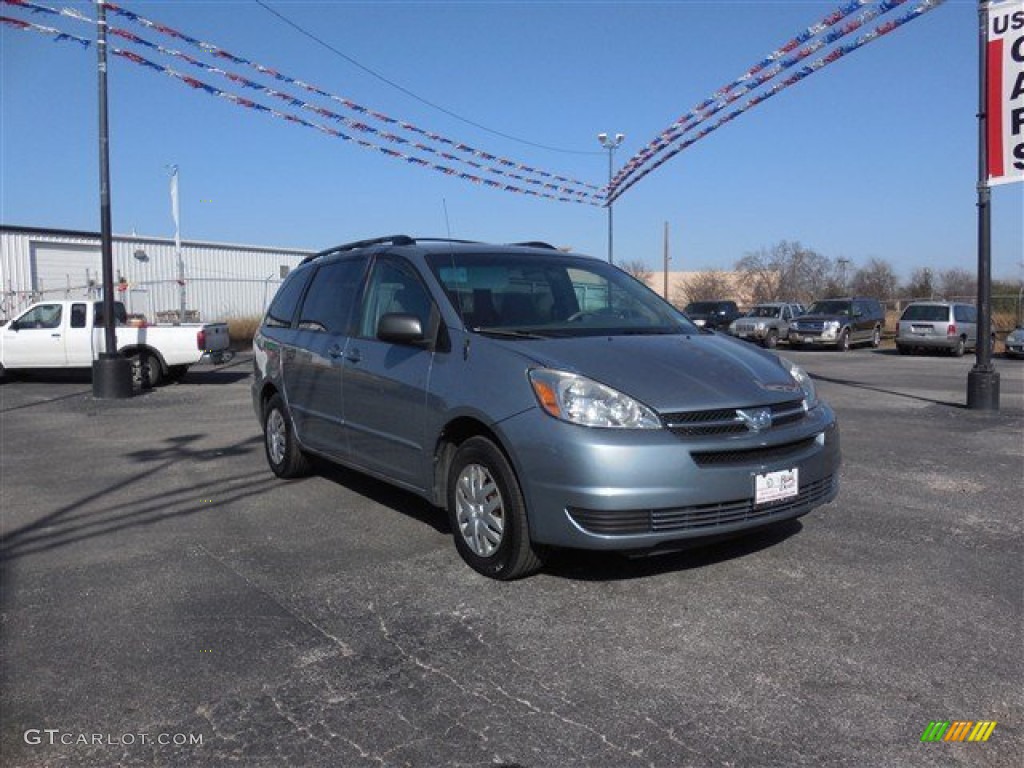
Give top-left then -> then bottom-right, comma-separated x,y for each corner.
986,0 -> 1024,185
2,0 -> 951,204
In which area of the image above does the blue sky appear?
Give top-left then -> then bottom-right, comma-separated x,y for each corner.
1,0 -> 1022,282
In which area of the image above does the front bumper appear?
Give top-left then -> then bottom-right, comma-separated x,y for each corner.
500,403 -> 841,550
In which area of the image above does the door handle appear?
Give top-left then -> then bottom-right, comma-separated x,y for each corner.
345,349 -> 362,364
51,333 -> 61,338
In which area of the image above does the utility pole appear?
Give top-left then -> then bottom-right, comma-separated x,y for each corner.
663,221 -> 671,300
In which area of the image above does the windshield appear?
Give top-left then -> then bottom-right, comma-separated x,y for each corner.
749,306 -> 781,318
806,300 -> 852,316
427,251 -> 697,337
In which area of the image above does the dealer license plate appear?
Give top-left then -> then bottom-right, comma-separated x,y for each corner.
755,468 -> 799,505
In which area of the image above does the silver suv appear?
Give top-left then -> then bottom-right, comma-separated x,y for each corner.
729,302 -> 805,348
253,237 -> 841,579
896,301 -> 978,356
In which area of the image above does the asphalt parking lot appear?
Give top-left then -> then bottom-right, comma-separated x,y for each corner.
1,347 -> 1021,767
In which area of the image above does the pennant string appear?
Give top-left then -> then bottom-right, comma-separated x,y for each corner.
608,0 -> 946,204
610,0 -> 909,196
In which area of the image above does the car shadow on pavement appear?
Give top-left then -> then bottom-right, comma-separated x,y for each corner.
312,458 -> 451,536
542,520 -> 803,582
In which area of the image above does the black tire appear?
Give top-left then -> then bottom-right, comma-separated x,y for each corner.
952,337 -> 966,357
836,329 -> 850,352
447,436 -> 542,580
763,330 -> 778,349
262,394 -> 311,479
871,326 -> 881,348
897,344 -> 911,356
130,352 -> 163,389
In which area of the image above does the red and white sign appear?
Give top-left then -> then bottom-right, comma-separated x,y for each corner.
987,1 -> 1024,185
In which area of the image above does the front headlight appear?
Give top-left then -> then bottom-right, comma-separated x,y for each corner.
778,357 -> 818,410
755,321 -> 767,331
824,320 -> 841,331
528,369 -> 662,429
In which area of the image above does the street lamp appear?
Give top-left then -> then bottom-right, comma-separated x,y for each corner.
598,132 -> 625,264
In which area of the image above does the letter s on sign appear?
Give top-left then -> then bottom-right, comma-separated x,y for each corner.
24,730 -> 41,745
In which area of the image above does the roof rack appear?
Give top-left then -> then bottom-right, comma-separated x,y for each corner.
507,241 -> 557,250
301,235 -> 415,265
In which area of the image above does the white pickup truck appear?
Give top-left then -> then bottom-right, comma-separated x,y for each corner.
0,300 -> 230,387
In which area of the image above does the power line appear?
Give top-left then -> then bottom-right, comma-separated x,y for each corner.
253,0 -> 602,157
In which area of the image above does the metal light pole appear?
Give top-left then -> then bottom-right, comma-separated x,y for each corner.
598,132 -> 624,264
91,0 -> 132,398
967,0 -> 999,410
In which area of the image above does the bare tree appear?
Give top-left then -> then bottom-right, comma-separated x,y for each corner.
939,267 -> 977,299
619,260 -> 652,283
850,258 -> 899,300
735,240 -> 834,304
902,267 -> 936,300
678,270 -> 734,303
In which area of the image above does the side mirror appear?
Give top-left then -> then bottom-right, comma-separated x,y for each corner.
8,321 -> 19,332
377,313 -> 426,345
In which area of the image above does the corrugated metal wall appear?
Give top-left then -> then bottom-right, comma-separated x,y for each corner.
0,226 -> 312,322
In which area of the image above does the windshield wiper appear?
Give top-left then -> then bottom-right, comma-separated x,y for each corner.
474,327 -> 548,340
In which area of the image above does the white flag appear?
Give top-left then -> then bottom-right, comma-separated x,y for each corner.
170,165 -> 181,250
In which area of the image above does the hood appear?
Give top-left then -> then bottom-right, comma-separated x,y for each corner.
479,333 -> 803,412
793,313 -> 844,323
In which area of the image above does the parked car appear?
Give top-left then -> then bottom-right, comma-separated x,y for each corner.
1005,325 -> 1024,359
253,236 -> 841,580
896,301 -> 978,357
0,300 -> 229,386
682,300 -> 742,330
728,302 -> 805,349
788,297 -> 885,351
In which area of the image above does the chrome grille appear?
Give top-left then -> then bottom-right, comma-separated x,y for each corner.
663,399 -> 806,437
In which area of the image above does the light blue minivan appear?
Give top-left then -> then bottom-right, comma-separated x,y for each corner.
253,237 -> 841,579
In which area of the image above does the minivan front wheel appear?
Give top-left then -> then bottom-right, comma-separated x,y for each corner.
447,437 -> 542,580
263,394 -> 311,478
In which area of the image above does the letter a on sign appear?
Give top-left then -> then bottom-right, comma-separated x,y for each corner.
987,0 -> 1024,185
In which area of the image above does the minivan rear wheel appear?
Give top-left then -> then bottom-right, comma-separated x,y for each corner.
447,437 -> 542,580
952,337 -> 966,357
263,394 -> 311,478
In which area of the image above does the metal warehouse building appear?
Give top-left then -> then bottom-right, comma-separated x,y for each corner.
0,225 -> 313,323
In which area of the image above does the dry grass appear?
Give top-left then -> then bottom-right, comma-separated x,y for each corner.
225,315 -> 263,345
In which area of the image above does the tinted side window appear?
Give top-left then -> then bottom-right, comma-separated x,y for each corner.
297,259 -> 365,334
71,303 -> 88,328
266,268 -> 312,328
954,305 -> 977,323
358,258 -> 434,338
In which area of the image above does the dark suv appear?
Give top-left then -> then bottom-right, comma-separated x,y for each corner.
788,297 -> 885,351
683,300 -> 742,330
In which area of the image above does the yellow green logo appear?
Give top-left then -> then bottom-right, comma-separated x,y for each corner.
920,721 -> 997,742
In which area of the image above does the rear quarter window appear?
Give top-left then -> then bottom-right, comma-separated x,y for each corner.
265,268 -> 313,328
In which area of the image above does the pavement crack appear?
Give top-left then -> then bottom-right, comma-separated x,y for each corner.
196,544 -> 354,658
